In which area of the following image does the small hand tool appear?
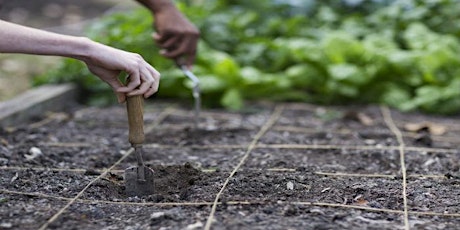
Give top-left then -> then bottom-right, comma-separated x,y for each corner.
180,65 -> 201,128
124,94 -> 155,197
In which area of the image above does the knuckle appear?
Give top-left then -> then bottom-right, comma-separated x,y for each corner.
132,54 -> 144,63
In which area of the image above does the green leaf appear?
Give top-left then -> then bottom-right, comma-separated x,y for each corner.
190,75 -> 227,93
285,64 -> 324,88
328,64 -> 368,85
325,81 -> 358,98
37,0 -> 460,113
322,32 -> 364,64
213,56 -> 241,85
378,83 -> 411,110
220,88 -> 244,111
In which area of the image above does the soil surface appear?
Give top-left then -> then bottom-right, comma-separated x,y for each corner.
1,101 -> 460,229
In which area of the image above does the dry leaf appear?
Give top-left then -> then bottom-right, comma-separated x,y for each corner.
356,113 -> 374,126
344,111 -> 374,126
404,122 -> 446,135
353,195 -> 369,206
0,138 -> 8,146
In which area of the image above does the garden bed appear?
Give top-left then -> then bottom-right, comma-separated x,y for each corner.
1,100 -> 460,229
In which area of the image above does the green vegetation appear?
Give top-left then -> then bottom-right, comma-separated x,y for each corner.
35,0 -> 460,114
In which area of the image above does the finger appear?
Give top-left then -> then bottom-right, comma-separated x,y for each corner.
185,53 -> 196,70
100,72 -> 124,91
86,64 -> 130,96
161,37 -> 194,60
103,77 -> 127,103
152,32 -> 160,41
160,46 -> 183,59
152,31 -> 174,44
173,56 -> 193,71
184,40 -> 197,68
144,85 -> 158,98
115,92 -> 126,103
158,36 -> 181,50
127,67 -> 155,96
119,70 -> 141,93
148,65 -> 161,84
144,67 -> 161,98
174,55 -> 188,67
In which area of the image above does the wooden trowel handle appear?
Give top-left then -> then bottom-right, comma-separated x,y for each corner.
126,95 -> 145,145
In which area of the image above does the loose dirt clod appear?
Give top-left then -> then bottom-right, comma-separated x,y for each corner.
149,163 -> 202,201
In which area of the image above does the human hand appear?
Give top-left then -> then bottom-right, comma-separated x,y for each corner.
152,5 -> 199,69
82,41 -> 160,103
0,19 -> 160,103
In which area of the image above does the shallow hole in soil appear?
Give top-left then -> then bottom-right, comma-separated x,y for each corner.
86,163 -> 203,201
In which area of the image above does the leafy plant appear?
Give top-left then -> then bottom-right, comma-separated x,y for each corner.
35,0 -> 460,114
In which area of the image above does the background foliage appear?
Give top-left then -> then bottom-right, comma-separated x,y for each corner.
35,0 -> 460,114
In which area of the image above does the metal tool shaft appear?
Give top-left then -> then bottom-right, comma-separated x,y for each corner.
133,145 -> 145,181
180,65 -> 201,128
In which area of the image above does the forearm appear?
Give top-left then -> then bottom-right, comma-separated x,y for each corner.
0,20 -> 160,101
0,20 -> 91,60
134,0 -> 177,13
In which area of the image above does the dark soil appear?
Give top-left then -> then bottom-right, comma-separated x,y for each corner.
2,101 -> 460,229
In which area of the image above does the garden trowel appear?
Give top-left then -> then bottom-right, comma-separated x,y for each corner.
124,94 -> 155,197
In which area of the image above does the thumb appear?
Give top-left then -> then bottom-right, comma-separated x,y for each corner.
86,64 -> 128,103
152,32 -> 162,42
115,91 -> 126,104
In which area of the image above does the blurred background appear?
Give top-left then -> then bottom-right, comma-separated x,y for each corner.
2,0 -> 460,114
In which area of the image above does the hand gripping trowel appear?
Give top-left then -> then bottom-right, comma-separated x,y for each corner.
124,94 -> 155,196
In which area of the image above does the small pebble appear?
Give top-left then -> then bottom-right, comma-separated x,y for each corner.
287,181 -> 294,190
186,221 -> 203,230
150,212 -> 165,219
0,222 -> 13,228
25,147 -> 42,160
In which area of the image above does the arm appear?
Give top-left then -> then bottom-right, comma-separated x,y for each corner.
0,20 -> 160,103
135,0 -> 200,69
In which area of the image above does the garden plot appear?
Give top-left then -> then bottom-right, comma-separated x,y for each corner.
1,101 -> 460,229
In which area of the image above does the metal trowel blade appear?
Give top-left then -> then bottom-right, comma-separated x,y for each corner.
124,165 -> 155,196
